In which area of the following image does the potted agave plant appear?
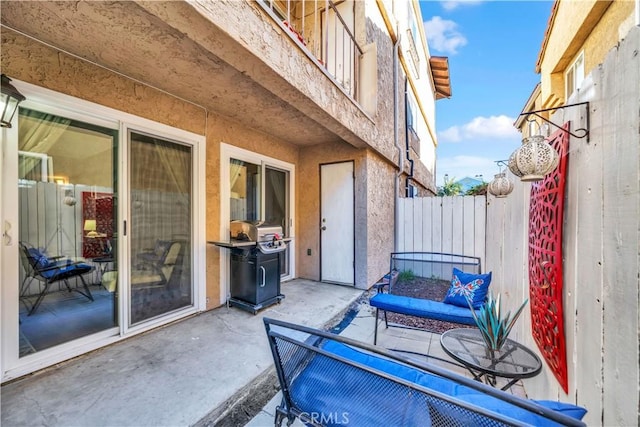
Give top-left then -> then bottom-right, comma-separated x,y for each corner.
468,293 -> 528,352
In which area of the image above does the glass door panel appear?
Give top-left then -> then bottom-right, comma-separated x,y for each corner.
129,132 -> 192,325
229,158 -> 261,221
17,107 -> 118,357
265,167 -> 289,276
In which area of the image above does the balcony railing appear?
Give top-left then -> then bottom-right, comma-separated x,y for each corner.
257,0 -> 362,100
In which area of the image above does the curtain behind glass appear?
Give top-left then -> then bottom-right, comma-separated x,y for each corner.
129,131 -> 192,325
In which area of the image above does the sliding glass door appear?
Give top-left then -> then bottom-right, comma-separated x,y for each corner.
128,131 -> 193,325
16,108 -> 118,357
265,166 -> 290,276
1,81 -> 204,381
226,149 -> 294,280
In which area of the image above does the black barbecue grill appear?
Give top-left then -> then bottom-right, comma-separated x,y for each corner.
210,221 -> 288,314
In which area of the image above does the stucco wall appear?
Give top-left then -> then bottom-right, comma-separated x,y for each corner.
364,151 -> 396,286
0,28 -> 206,135
539,0 -> 634,107
580,0 -> 635,72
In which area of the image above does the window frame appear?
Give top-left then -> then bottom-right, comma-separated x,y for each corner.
219,143 -> 296,305
565,51 -> 585,99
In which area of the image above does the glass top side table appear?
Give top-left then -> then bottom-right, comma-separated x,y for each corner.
440,328 -> 542,391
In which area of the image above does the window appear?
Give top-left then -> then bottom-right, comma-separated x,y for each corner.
406,2 -> 420,78
407,92 -> 419,133
565,52 -> 584,99
18,151 -> 50,182
230,158 -> 261,221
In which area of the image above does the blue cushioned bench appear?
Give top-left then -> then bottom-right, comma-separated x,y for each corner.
369,252 -> 482,344
264,317 -> 587,426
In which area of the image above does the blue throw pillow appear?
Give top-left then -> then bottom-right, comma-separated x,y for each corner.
443,268 -> 492,309
28,248 -> 51,268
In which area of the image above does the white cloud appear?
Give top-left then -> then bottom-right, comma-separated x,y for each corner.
441,0 -> 484,11
424,16 -> 467,55
438,126 -> 462,142
438,115 -> 519,143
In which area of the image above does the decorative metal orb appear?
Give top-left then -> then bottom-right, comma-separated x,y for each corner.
487,172 -> 514,198
507,135 -> 559,182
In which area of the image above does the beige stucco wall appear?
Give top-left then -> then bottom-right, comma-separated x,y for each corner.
539,0 -> 634,107
364,150 -> 396,286
0,28 -> 206,135
580,0 -> 635,73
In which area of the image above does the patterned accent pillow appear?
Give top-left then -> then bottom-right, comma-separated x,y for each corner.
443,268 -> 492,309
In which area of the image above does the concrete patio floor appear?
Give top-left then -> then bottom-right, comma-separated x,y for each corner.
1,279 -> 364,427
2,279 -> 532,427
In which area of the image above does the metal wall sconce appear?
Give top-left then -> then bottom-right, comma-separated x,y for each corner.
508,102 -> 589,182
518,101 -> 590,142
1,74 -> 26,128
487,160 -> 514,198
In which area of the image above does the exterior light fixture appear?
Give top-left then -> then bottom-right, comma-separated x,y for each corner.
487,160 -> 514,198
1,74 -> 26,128
508,102 -> 590,182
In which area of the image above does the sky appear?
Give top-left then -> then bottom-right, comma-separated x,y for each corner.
419,0 -> 554,186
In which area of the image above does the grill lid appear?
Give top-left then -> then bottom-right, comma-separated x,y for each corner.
230,220 -> 283,243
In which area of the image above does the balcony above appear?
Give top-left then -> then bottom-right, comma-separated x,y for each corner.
0,1 -> 381,150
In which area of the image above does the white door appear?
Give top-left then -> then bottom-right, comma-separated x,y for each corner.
320,162 -> 354,285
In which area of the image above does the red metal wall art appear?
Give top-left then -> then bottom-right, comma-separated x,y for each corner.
82,191 -> 114,259
528,124 -> 570,392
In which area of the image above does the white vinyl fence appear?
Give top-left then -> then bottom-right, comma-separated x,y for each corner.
397,195 -> 486,269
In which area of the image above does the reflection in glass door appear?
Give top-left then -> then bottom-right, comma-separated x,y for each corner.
129,132 -> 193,325
229,159 -> 290,276
265,167 -> 289,276
17,108 -> 118,357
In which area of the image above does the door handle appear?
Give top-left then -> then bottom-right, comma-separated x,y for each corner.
259,266 -> 266,287
321,226 -> 326,231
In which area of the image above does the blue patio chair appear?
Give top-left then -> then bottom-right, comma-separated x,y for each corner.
19,242 -> 94,316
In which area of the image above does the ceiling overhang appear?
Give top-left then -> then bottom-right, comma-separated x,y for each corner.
429,56 -> 452,100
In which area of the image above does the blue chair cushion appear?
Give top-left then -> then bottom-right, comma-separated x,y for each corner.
370,293 -> 479,325
295,340 -> 587,426
443,268 -> 492,309
289,341 -> 434,426
39,263 -> 92,280
532,400 -> 587,420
